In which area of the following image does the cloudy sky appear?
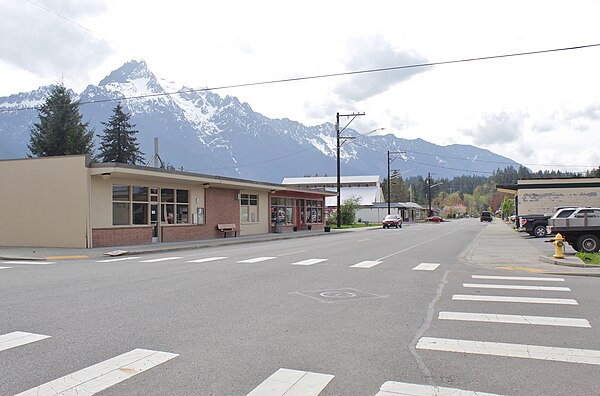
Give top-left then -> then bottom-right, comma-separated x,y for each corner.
2,0 -> 600,173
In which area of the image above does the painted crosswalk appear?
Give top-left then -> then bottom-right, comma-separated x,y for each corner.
350,260 -> 382,268
416,337 -> 600,366
471,275 -> 564,282
412,263 -> 440,271
237,257 -> 277,263
1,261 -> 55,265
140,256 -> 183,263
16,348 -> 178,396
463,283 -> 571,292
187,257 -> 228,263
0,331 -> 51,352
439,311 -> 591,328
376,380 -> 502,396
247,368 -> 334,396
452,294 -> 579,305
292,259 -> 328,266
0,266 -> 10,270
97,256 -> 141,262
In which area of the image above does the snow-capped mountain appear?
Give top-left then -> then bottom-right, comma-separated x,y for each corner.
0,60 -> 519,182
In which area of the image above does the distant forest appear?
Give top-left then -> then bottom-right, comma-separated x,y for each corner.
382,165 -> 600,215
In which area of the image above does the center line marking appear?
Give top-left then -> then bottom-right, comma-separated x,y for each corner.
439,311 -> 591,328
463,283 -> 570,292
416,337 -> 600,366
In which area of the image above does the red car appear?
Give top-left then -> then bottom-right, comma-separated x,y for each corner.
382,214 -> 402,228
427,216 -> 444,222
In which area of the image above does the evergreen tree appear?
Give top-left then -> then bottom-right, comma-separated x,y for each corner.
28,83 -> 94,157
98,103 -> 145,164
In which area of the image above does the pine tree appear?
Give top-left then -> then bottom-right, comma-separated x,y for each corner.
28,83 -> 94,157
97,103 -> 145,164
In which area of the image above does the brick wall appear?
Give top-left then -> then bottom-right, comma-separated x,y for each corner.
92,227 -> 152,247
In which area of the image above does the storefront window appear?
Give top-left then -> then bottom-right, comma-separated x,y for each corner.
306,199 -> 323,224
270,197 -> 293,225
241,194 -> 258,223
113,202 -> 129,225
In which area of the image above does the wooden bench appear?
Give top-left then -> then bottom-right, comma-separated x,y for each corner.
217,223 -> 237,238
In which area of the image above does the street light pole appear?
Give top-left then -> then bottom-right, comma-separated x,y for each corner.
387,151 -> 402,215
335,111 -> 365,228
427,172 -> 432,217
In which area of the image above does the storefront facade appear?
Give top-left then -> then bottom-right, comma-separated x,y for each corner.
270,191 -> 331,233
0,155 -> 331,248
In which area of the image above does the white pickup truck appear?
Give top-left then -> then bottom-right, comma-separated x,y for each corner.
547,207 -> 600,253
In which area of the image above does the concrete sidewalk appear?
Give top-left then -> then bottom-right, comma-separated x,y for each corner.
463,219 -> 600,276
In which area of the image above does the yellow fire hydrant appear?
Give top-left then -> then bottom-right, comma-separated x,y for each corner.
552,233 -> 565,259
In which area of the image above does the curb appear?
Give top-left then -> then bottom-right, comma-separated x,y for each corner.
539,255 -> 600,269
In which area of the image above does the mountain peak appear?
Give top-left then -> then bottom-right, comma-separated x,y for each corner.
99,60 -> 155,86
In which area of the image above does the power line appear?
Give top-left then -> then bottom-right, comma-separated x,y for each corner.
3,42 -> 600,114
26,0 -> 92,32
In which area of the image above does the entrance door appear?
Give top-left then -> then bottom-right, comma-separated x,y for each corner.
151,204 -> 160,242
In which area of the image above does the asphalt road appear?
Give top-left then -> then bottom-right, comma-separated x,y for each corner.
1,219 -> 599,395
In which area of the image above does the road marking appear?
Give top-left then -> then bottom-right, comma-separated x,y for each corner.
292,259 -> 328,266
412,263 -> 440,271
452,294 -> 578,305
0,331 -> 51,352
278,250 -> 305,257
376,381 -> 502,396
16,348 -> 178,396
416,337 -> 600,366
377,228 -> 462,261
140,257 -> 183,263
495,266 -> 546,273
1,261 -> 55,265
0,267 -> 10,270
247,368 -> 334,396
463,283 -> 571,292
351,260 -> 382,268
97,256 -> 141,263
439,311 -> 591,328
472,275 -> 564,282
47,255 -> 89,259
237,257 -> 277,263
358,238 -> 370,242
186,257 -> 228,263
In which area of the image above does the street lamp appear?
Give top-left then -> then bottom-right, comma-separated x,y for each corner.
335,112 -> 365,228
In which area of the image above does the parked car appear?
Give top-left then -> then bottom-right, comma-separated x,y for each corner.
382,214 -> 402,228
519,207 -> 577,237
427,216 -> 444,222
548,207 -> 600,252
480,211 -> 493,222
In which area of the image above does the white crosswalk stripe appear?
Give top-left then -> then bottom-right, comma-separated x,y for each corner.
452,294 -> 578,305
140,257 -> 183,263
246,368 -> 334,396
96,256 -> 141,263
416,337 -> 600,366
1,261 -> 55,265
376,380 -> 502,396
439,311 -> 591,328
237,257 -> 277,263
463,283 -> 571,292
471,275 -> 565,282
15,348 -> 178,396
292,259 -> 328,266
0,331 -> 51,352
187,257 -> 228,263
0,266 -> 10,270
412,263 -> 440,271
350,260 -> 382,268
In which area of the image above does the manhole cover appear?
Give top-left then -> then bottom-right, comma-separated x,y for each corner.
291,288 -> 386,303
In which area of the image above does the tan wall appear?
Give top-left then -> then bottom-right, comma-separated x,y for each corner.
239,190 -> 270,235
519,187 -> 600,215
0,156 -> 89,248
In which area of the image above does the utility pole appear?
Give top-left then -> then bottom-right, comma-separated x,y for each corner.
387,151 -> 402,215
336,111 -> 365,228
427,172 -> 432,217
